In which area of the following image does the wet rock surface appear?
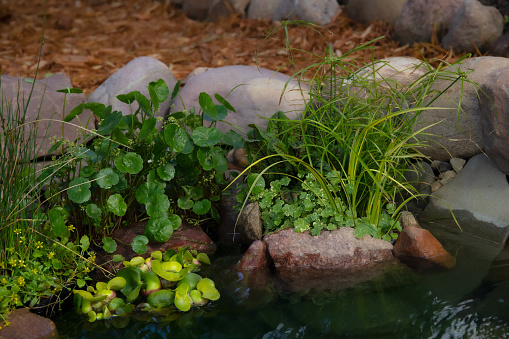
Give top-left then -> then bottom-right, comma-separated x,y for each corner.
0,308 -> 57,339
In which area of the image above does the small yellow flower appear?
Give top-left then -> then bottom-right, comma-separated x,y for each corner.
12,296 -> 18,304
13,229 -> 21,235
34,241 -> 43,249
88,254 -> 96,263
8,258 -> 17,267
0,262 -> 5,269
7,247 -> 14,253
18,260 -> 25,268
83,267 -> 91,273
48,251 -> 55,260
17,277 -> 25,287
67,225 -> 75,232
31,268 -> 38,274
1,278 -> 7,284
19,236 -> 26,244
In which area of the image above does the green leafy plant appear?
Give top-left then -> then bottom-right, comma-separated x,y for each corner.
73,248 -> 219,322
234,22 -> 472,240
39,79 -> 242,253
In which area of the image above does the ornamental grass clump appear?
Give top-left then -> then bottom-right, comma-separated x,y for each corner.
234,21 -> 472,240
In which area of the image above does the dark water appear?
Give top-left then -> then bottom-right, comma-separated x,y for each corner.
55,224 -> 509,338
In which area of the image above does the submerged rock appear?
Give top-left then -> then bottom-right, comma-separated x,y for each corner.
0,308 -> 57,339
263,227 -> 398,292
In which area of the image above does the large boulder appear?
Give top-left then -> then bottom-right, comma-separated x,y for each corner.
414,56 -> 509,160
273,0 -> 341,25
247,0 -> 281,20
0,74 -> 89,159
393,0 -> 465,45
479,66 -> 509,175
87,57 -> 177,127
0,308 -> 57,339
346,0 -> 406,26
263,227 -> 398,291
170,65 -> 309,135
420,154 -> 509,245
442,0 -> 504,53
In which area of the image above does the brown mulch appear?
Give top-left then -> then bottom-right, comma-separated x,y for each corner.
0,0 -> 477,96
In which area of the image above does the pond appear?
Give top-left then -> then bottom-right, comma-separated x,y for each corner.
55,223 -> 509,338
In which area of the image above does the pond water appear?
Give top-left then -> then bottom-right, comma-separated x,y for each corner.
55,223 -> 509,338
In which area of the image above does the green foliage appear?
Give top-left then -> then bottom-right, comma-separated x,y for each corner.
40,79 -> 240,243
236,30 -> 472,240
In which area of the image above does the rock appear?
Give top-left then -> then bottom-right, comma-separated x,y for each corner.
490,32 -> 509,57
442,0 -> 504,53
430,160 -> 442,170
182,0 -> 209,21
207,0 -> 250,21
273,0 -> 341,25
87,57 -> 177,129
393,225 -> 456,269
393,0 -> 465,45
105,221 -> 216,270
450,157 -> 466,172
238,202 -> 264,245
0,308 -> 57,339
400,210 -> 421,229
401,161 -> 435,214
0,74 -> 89,159
420,154 -> 509,244
438,161 -> 453,173
479,66 -> 509,175
264,227 -> 397,291
346,0 -> 406,26
247,0 -> 281,20
438,170 -> 456,185
170,65 -> 309,135
237,240 -> 270,271
431,180 -> 443,192
414,57 -> 509,160
218,185 -> 242,245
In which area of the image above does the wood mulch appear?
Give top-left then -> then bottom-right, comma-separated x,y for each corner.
0,0 -> 478,96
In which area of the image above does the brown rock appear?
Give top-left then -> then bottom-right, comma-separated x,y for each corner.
237,240 -> 270,271
400,211 -> 421,229
0,308 -> 57,339
393,225 -> 456,269
103,221 -> 216,270
238,202 -> 263,246
264,227 -> 397,291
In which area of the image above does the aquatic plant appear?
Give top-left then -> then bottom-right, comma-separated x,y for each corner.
73,248 -> 219,322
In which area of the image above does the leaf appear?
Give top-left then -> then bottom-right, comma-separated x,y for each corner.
212,153 -> 228,173
203,105 -> 227,122
134,91 -> 153,117
193,199 -> 211,215
48,206 -> 69,239
116,91 -> 137,104
80,166 -> 95,178
214,93 -> 236,112
111,127 -> 130,146
164,124 -> 190,153
177,196 -> 194,210
64,103 -> 84,122
247,173 -> 266,195
56,87 -> 83,94
80,235 -> 90,252
116,267 -> 143,298
196,278 -> 220,301
112,254 -> 125,262
156,163 -> 175,181
223,131 -> 244,148
145,193 -> 170,218
107,194 -> 127,216
148,79 -> 170,111
197,147 -> 214,170
67,177 -> 91,204
131,235 -> 149,254
122,152 -> 143,174
145,217 -> 174,242
47,140 -> 63,154
139,117 -> 157,140
96,168 -> 119,189
174,283 -> 192,312
102,237 -> 117,253
169,214 -> 182,230
192,127 -> 223,147
198,92 -> 217,119
169,81 -> 181,106
96,110 -> 123,135
85,204 -> 102,220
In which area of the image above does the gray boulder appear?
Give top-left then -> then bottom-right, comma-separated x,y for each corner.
182,0 -> 209,21
274,0 -> 341,25
238,202 -> 264,246
414,56 -> 509,160
420,154 -> 509,245
88,57 -> 177,127
346,0 -> 406,26
171,65 -> 309,135
248,0 -> 282,20
207,0 -> 251,21
393,0 -> 465,45
0,74 -> 89,159
442,0 -> 504,53
479,66 -> 509,175
263,227 -> 397,291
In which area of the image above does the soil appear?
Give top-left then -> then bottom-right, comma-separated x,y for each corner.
0,0 -> 479,96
